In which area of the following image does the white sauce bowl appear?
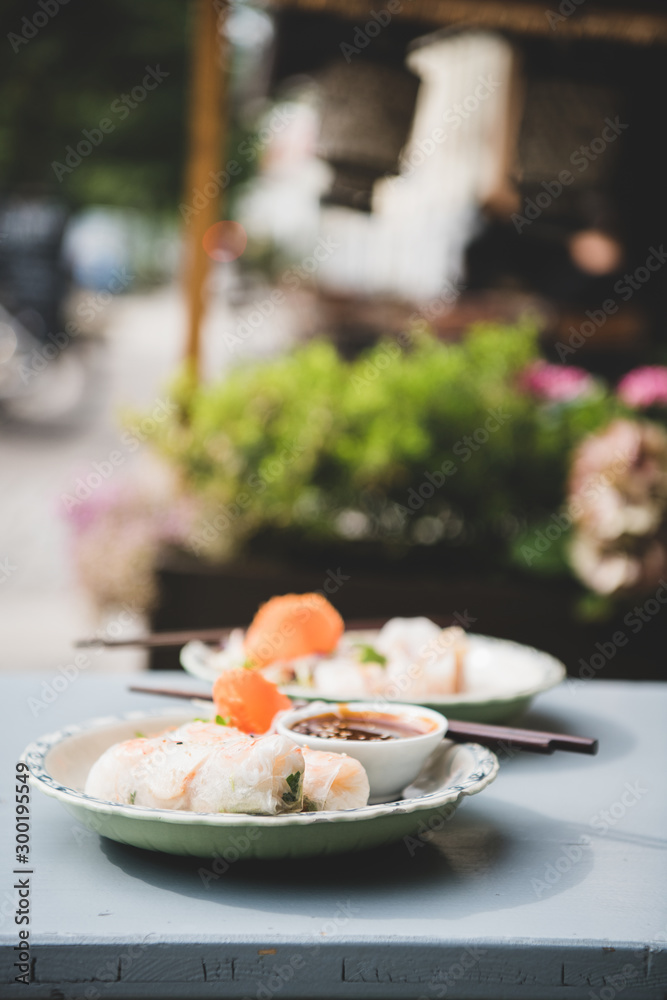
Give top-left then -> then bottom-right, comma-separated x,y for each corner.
277,701 -> 447,802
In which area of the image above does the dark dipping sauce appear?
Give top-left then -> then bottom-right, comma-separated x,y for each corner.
290,711 -> 436,742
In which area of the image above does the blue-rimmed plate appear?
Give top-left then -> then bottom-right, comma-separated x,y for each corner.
23,710 -> 498,859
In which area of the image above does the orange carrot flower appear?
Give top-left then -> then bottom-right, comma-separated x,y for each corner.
243,593 -> 344,668
212,669 -> 292,734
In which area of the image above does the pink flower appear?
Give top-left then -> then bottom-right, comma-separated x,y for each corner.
567,419 -> 667,596
568,419 -> 667,508
617,366 -> 667,408
62,480 -> 127,533
61,467 -> 201,612
520,361 -> 595,402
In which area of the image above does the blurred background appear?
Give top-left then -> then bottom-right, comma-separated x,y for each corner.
1,0 -> 667,678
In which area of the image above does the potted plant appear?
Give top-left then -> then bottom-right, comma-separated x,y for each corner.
66,326 -> 667,677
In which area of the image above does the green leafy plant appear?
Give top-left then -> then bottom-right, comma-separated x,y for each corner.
150,323 -> 620,572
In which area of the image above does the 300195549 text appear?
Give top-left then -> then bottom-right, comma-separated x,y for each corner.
13,762 -> 32,985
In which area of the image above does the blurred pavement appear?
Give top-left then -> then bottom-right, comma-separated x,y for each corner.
0,287 -> 184,675
0,277 -> 300,677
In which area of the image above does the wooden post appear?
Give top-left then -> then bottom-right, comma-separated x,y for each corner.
182,0 -> 228,381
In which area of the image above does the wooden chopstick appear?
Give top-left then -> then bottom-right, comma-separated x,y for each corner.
127,685 -> 598,755
129,685 -> 216,700
76,617 -> 451,649
444,718 -> 598,756
76,628 -> 235,649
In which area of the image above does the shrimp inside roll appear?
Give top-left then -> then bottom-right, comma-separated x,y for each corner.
301,747 -> 370,811
84,719 -> 370,814
85,723 -> 304,815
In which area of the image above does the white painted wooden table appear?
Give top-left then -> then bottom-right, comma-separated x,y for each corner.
1,674 -> 666,1000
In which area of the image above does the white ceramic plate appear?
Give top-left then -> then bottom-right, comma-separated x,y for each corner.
23,710 -> 499,859
181,632 -> 566,722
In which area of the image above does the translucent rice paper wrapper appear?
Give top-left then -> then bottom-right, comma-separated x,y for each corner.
84,721 -> 304,815
180,722 -> 369,811
376,618 -> 467,698
312,657 -> 385,698
301,747 -> 370,811
178,722 -> 370,811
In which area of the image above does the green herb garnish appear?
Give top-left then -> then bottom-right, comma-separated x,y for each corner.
215,715 -> 231,726
134,731 -> 146,738
282,770 -> 302,804
129,791 -> 136,804
286,771 -> 301,794
355,644 -> 387,666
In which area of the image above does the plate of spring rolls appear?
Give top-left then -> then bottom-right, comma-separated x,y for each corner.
181,593 -> 566,723
22,709 -> 498,859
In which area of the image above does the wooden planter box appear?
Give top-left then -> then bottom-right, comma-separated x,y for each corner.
149,550 -> 666,681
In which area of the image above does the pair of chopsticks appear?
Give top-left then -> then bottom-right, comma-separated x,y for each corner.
82,625 -> 598,755
127,684 -> 599,756
75,618 -> 450,650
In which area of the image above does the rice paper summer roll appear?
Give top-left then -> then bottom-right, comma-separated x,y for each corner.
84,725 -> 305,815
167,721 -> 245,743
301,747 -> 370,811
175,721 -> 370,811
176,722 -> 370,811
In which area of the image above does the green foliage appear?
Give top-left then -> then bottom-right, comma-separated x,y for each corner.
149,324 -> 621,569
0,0 -> 258,211
0,0 -> 188,207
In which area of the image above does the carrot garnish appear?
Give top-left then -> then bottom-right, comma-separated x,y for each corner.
212,669 -> 292,734
243,593 -> 344,668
